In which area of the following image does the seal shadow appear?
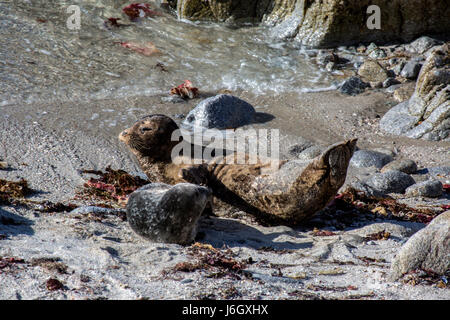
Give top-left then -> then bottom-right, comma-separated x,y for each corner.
197,216 -> 313,251
0,207 -> 35,238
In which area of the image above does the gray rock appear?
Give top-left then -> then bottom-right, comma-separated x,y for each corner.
353,170 -> 416,196
295,145 -> 324,160
368,48 -> 387,59
406,36 -> 440,54
385,84 -> 403,93
392,61 -> 406,76
405,180 -> 443,198
381,159 -> 417,174
389,211 -> 450,280
380,44 -> 450,142
350,150 -> 393,168
380,101 -> 419,135
286,139 -> 314,158
339,77 -> 370,96
182,94 -> 256,130
70,206 -> 124,215
126,183 -> 211,245
366,43 -> 378,53
383,77 -> 400,88
400,60 -> 423,80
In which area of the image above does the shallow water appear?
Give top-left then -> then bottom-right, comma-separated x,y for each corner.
0,0 -> 340,107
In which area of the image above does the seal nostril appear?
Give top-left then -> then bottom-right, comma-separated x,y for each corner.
187,115 -> 195,122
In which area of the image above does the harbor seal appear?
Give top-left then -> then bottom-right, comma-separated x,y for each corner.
126,183 -> 211,245
119,114 -> 357,225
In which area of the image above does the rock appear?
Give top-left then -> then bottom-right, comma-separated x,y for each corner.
400,60 -> 423,80
381,159 -> 417,174
358,60 -> 389,83
383,78 -> 400,89
366,43 -> 378,53
380,44 -> 450,141
286,139 -> 314,158
70,206 -> 125,215
392,83 -> 415,102
179,1 -> 450,48
182,94 -> 256,130
295,145 -> 324,160
405,180 -> 443,198
339,77 -> 369,96
368,48 -> 387,59
316,50 -> 339,65
380,101 -> 418,135
366,171 -> 416,194
350,150 -> 393,169
370,81 -> 383,89
126,183 -> 211,245
392,61 -> 406,76
406,36 -> 440,54
389,211 -> 450,281
353,170 -> 415,196
325,62 -> 335,72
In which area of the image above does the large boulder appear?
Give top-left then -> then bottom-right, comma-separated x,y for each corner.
389,211 -> 450,281
177,0 -> 450,48
380,44 -> 450,141
126,183 -> 211,245
182,94 -> 256,130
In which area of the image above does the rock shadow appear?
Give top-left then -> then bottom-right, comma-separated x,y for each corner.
0,207 -> 34,238
198,216 -> 313,251
251,112 -> 275,125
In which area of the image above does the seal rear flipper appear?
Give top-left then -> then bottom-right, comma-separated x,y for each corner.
254,139 -> 357,224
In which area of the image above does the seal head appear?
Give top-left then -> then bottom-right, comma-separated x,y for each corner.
119,114 -> 180,161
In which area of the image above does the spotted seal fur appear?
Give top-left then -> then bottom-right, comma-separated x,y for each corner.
119,114 -> 357,225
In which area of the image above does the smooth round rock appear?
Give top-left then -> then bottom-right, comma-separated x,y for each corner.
365,170 -> 416,194
389,211 -> 450,280
353,170 -> 416,196
126,183 -> 211,245
400,60 -> 423,80
405,180 -> 443,198
381,159 -> 417,174
350,150 -> 393,168
182,94 -> 256,130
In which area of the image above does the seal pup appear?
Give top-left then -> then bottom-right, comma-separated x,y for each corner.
119,114 -> 357,225
127,183 -> 211,245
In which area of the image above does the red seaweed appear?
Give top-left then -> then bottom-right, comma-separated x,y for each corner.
170,80 -> 199,99
123,3 -> 163,20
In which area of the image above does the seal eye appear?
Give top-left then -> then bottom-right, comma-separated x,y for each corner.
140,127 -> 153,133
